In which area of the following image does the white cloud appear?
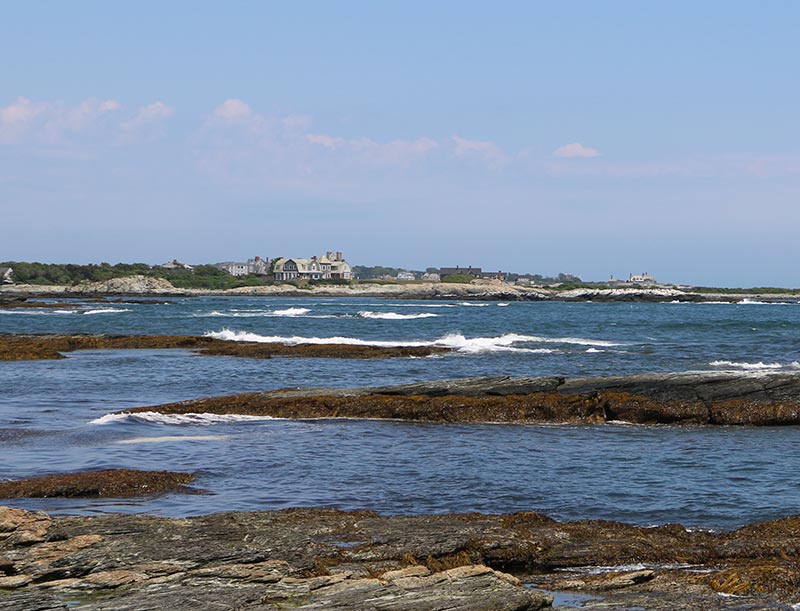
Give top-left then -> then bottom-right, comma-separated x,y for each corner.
213,98 -> 255,122
0,97 -> 48,128
306,133 -> 344,148
60,98 -> 121,131
98,100 -> 121,112
306,132 -> 438,163
123,101 -> 173,131
451,136 -> 506,162
553,142 -> 600,158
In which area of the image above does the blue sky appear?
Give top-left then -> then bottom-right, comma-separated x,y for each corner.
1,1 -> 799,286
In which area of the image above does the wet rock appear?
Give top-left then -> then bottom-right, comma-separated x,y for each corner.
0,334 -> 450,361
0,469 -> 197,499
0,591 -> 67,611
0,299 -> 78,309
123,372 -> 800,426
4,506 -> 800,609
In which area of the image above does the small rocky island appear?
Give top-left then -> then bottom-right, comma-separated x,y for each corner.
0,334 -> 449,361
117,372 -> 800,426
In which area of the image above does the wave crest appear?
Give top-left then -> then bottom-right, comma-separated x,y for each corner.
91,412 -> 279,425
357,311 -> 439,320
205,329 -> 620,353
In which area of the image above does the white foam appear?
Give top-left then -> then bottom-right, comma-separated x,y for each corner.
205,328 -> 430,347
83,308 -> 132,315
0,309 -> 77,315
205,328 -> 621,353
497,303 -> 510,307
357,311 -> 439,320
194,307 -> 339,319
91,411 -> 279,425
459,302 -> 490,307
710,360 -> 800,371
585,348 -> 604,353
115,435 -> 230,444
272,307 -> 311,316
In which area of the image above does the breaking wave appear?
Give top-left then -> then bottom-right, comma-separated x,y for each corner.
205,328 -> 622,353
710,360 -> 800,371
272,307 -> 311,317
82,308 -> 132,315
0,307 -> 130,315
91,412 -> 280,425
357,311 -> 439,320
459,302 -> 490,307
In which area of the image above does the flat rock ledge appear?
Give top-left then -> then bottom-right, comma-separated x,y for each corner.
119,372 -> 800,426
0,470 -> 198,499
3,506 -> 800,610
0,334 -> 449,361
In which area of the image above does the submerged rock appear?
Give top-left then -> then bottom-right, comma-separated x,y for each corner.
0,469 -> 197,498
120,372 -> 800,426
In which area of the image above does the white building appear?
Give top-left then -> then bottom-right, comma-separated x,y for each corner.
396,271 -> 416,281
628,272 -> 656,284
272,251 -> 352,281
216,256 -> 269,277
0,267 -> 14,284
161,259 -> 194,270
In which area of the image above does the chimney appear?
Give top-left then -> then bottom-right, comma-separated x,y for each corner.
336,251 -> 343,261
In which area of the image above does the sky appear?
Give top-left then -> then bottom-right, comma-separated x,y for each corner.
1,1 -> 799,286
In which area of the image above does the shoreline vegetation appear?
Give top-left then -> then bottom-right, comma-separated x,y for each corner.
113,373 -> 800,427
1,274 -> 800,303
2,499 -> 800,609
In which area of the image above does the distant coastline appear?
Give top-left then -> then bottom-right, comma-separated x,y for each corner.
1,275 -> 798,303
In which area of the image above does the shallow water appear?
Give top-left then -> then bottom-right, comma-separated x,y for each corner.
2,296 -> 800,528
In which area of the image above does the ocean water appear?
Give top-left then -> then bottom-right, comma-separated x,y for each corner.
2,296 -> 800,529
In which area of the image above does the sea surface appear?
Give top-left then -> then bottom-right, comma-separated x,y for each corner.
2,296 -> 800,529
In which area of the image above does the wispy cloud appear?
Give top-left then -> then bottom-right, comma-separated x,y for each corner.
123,101 -> 173,130
306,132 -> 438,163
1,96 -> 122,143
451,136 -> 506,162
553,142 -> 600,158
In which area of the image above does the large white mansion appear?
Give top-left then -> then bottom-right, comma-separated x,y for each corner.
272,251 -> 352,281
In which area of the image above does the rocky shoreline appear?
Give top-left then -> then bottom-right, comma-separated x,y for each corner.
117,372 -> 800,426
3,503 -> 800,610
0,334 -> 449,361
2,276 -> 797,303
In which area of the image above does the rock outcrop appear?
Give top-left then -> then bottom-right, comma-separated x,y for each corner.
120,372 -> 800,426
3,277 -> 798,303
0,470 -> 198,499
3,505 -> 800,609
0,334 -> 450,361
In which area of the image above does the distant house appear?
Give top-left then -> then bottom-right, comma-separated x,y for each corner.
481,271 -> 505,281
439,266 -> 482,278
215,256 -> 269,277
421,272 -> 440,282
161,259 -> 194,270
628,272 -> 656,285
0,267 -> 14,284
216,262 -> 251,276
396,271 -> 416,281
273,251 -> 351,281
